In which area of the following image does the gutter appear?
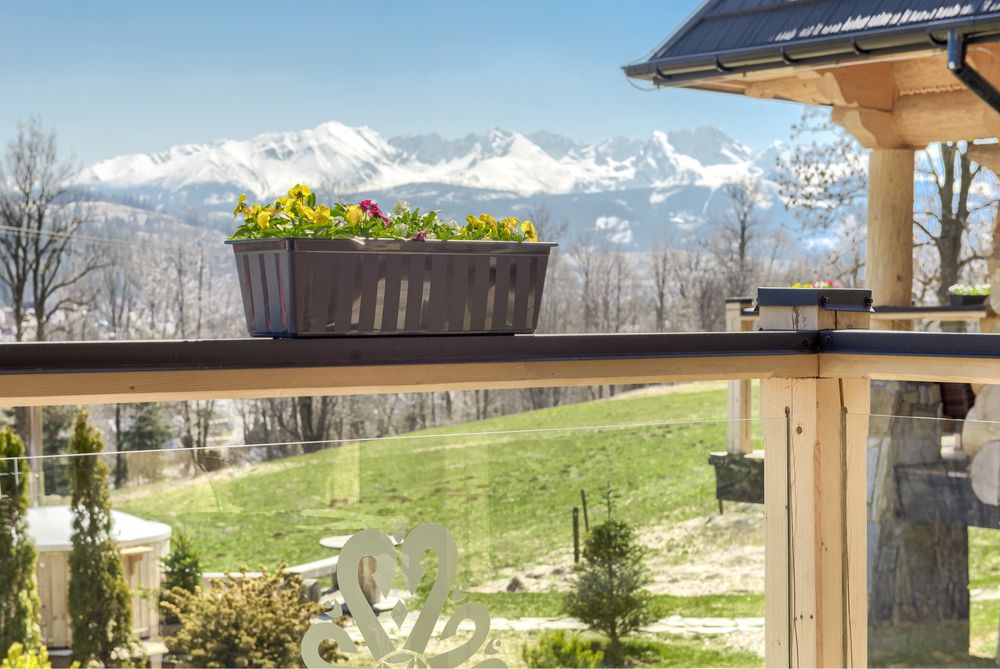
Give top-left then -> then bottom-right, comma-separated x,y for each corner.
624,15 -> 1000,86
947,29 -> 1000,114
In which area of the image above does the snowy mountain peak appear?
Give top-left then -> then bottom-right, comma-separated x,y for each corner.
76,119 -> 761,210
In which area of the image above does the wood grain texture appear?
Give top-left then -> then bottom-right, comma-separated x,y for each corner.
726,301 -> 755,455
867,148 -> 915,326
761,303 -> 869,667
0,355 -> 819,408
821,353 -> 1000,384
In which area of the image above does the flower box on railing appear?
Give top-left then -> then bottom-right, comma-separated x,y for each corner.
227,186 -> 555,337
227,237 -> 554,337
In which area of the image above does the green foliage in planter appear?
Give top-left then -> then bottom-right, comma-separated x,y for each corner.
159,529 -> 201,625
563,503 -> 652,665
0,428 -> 42,654
948,282 -> 990,296
230,184 -> 540,242
67,410 -> 142,668
161,567 -> 331,668
521,631 -> 604,668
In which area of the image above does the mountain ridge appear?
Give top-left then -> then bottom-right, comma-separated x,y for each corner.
74,120 -> 793,249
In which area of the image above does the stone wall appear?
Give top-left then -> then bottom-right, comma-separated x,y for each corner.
868,381 -> 969,655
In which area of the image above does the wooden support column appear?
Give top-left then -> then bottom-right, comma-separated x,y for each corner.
866,148 -> 915,329
726,298 -> 754,455
759,289 -> 870,667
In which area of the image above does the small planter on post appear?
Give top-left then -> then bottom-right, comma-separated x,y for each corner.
949,293 -> 988,307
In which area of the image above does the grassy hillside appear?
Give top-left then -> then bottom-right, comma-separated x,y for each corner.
116,383 -> 746,578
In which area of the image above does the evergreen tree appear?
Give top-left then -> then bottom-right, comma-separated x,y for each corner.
159,529 -> 201,625
67,410 -> 140,667
563,493 -> 651,665
0,428 -> 42,654
115,404 -> 172,486
42,406 -> 74,496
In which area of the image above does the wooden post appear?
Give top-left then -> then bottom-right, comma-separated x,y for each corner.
572,507 -> 580,564
27,405 -> 43,506
759,288 -> 870,668
726,298 -> 754,455
866,148 -> 915,328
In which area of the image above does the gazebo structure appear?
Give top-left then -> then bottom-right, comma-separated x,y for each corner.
626,1 -> 1000,666
28,506 -> 171,667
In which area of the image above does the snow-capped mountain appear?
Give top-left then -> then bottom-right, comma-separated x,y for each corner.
75,120 -> 792,248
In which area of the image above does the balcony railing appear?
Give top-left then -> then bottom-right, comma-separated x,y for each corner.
4,287 -> 1000,668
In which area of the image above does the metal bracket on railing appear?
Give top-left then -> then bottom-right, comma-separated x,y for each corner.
755,287 -> 874,313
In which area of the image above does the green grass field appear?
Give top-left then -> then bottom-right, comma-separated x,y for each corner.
116,384 -> 745,580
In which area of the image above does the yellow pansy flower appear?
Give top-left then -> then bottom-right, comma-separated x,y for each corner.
346,205 -> 363,225
288,183 -> 312,200
521,220 -> 538,242
479,213 -> 496,226
256,210 -> 271,228
233,193 -> 248,218
500,217 -> 519,230
314,205 -> 331,225
297,203 -> 316,221
466,215 -> 483,229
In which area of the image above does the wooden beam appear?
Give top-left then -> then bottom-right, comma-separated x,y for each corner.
761,301 -> 869,668
691,49 -> 1000,146
0,355 -> 819,408
866,148 -> 915,325
820,353 -> 1000,384
831,107 -> 904,149
726,300 -> 755,455
871,309 -> 987,322
966,143 -> 1000,174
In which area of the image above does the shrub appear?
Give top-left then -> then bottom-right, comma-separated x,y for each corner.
563,516 -> 652,665
521,631 -> 604,668
162,567 -> 323,668
159,529 -> 201,625
67,410 -> 142,667
2,643 -> 50,669
0,428 -> 42,654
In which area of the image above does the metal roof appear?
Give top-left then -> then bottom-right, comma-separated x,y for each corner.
625,0 -> 1000,84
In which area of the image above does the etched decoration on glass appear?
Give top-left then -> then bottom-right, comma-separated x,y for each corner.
300,524 -> 506,668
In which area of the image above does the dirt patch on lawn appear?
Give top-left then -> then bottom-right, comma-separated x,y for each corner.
474,504 -> 765,597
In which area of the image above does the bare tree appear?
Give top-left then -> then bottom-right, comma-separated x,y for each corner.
705,179 -> 765,297
0,118 -> 100,341
777,108 -> 868,233
915,143 -> 992,305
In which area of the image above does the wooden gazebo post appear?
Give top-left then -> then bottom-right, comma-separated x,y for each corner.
866,148 -> 915,327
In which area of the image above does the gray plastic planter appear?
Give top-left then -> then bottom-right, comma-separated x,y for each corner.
227,238 -> 556,337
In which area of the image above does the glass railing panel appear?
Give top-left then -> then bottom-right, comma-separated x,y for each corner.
862,381 -> 1000,667
0,385 -> 768,668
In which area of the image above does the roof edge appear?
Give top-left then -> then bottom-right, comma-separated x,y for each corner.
624,13 -> 1000,86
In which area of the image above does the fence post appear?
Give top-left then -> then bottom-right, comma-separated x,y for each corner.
726,297 -> 755,455
27,405 -> 43,506
758,288 -> 870,668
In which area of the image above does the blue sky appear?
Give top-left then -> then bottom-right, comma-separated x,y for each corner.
0,1 -> 806,165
